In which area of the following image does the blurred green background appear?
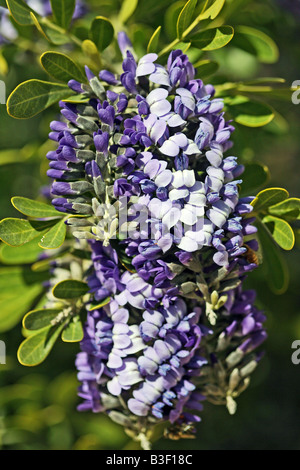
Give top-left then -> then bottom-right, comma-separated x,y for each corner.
0,0 -> 299,450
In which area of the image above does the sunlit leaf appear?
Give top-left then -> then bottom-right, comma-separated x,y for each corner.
40,52 -> 86,83
225,95 -> 274,127
61,317 -> 84,342
234,25 -> 279,64
165,1 -> 185,40
0,218 -> 58,247
90,16 -> 114,52
189,26 -> 234,51
12,197 -> 62,219
119,0 -> 139,24
6,0 -> 33,25
147,26 -> 161,53
0,238 -> 44,265
89,297 -> 111,311
7,80 -> 74,119
269,198 -> 300,220
0,284 -> 43,333
52,280 -> 89,299
23,309 -> 62,331
257,219 -> 289,294
252,188 -> 289,213
198,0 -> 225,21
18,323 -> 65,366
50,0 -> 75,29
177,0 -> 197,39
30,12 -> 69,44
39,219 -> 67,250
262,215 -> 295,251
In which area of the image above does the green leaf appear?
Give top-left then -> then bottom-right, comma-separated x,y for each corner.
30,12 -> 70,44
147,26 -> 161,53
165,1 -> 185,40
50,0 -> 75,29
269,198 -> 300,220
89,16 -> 114,52
52,280 -> 89,299
257,219 -> 289,294
262,215 -> 295,251
7,80 -> 74,119
40,52 -> 86,83
0,218 -> 58,247
194,59 -> 219,78
18,323 -> 65,366
189,26 -> 234,51
240,163 -> 270,195
252,188 -> 289,213
6,0 -> 33,25
12,197 -> 62,219
234,26 -> 279,64
39,219 -> 67,250
23,309 -> 62,331
89,297 -> 111,311
0,238 -> 44,265
61,317 -> 84,342
0,267 -> 49,292
177,0 -> 197,39
198,0 -> 225,20
119,0 -> 139,23
0,284 -> 43,333
225,95 -> 274,127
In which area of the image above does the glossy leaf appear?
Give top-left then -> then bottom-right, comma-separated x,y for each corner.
39,219 -> 67,250
269,198 -> 300,220
52,280 -> 89,299
0,238 -> 44,265
234,26 -> 279,64
257,220 -> 289,294
50,0 -> 75,29
7,80 -> 74,119
0,218 -> 58,247
177,0 -> 197,39
198,0 -> 225,21
225,95 -> 274,127
262,215 -> 295,251
189,26 -> 234,51
89,297 -> 111,311
119,0 -> 139,24
12,197 -> 62,219
40,52 -> 86,83
6,0 -> 33,25
252,188 -> 289,213
90,16 -> 114,52
23,309 -> 62,331
147,26 -> 161,53
61,317 -> 84,342
18,323 -> 65,366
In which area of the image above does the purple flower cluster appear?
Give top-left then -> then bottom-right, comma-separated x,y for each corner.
76,239 -> 266,437
44,32 -> 266,440
76,241 -> 209,430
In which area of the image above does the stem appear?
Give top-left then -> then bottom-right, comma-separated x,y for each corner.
41,18 -> 83,48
